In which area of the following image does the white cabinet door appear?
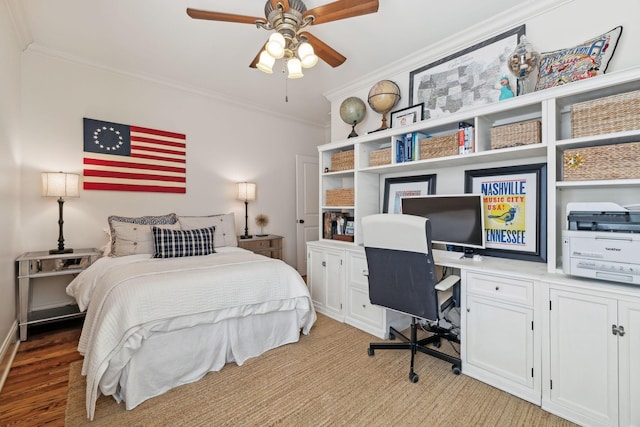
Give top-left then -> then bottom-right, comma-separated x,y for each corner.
548,289 -> 618,427
618,299 -> 640,427
466,295 -> 534,392
307,244 -> 344,320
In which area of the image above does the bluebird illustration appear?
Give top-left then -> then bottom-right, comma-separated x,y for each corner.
489,207 -> 517,225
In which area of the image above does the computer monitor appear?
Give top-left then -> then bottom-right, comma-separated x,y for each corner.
401,194 -> 486,254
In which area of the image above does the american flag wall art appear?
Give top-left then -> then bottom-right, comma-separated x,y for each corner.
83,118 -> 186,193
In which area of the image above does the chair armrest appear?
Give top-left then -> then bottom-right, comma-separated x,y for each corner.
435,275 -> 460,291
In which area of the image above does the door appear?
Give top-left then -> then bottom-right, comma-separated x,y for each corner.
295,154 -> 319,275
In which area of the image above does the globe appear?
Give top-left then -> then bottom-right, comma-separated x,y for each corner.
367,80 -> 401,131
339,97 -> 366,138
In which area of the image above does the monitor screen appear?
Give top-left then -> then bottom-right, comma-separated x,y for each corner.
401,194 -> 486,250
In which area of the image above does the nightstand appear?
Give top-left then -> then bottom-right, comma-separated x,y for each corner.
16,248 -> 101,341
237,235 -> 283,260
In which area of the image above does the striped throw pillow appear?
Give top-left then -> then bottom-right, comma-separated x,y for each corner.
152,226 -> 216,258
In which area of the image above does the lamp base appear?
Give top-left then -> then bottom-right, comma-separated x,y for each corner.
50,248 -> 74,254
240,235 -> 253,239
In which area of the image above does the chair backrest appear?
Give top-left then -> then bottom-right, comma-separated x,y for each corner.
362,214 -> 439,320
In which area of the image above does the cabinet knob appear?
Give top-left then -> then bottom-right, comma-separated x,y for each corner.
322,261 -> 326,267
495,286 -> 500,291
467,308 -> 470,312
362,269 -> 368,276
362,304 -> 366,308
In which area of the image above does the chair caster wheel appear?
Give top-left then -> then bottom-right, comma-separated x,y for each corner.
368,348 -> 375,356
452,365 -> 461,375
433,339 -> 441,348
409,372 -> 419,383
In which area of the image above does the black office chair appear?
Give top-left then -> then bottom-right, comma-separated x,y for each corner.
362,213 -> 462,383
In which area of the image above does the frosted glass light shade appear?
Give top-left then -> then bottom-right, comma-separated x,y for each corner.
287,58 -> 303,79
297,42 -> 318,68
41,172 -> 80,198
265,33 -> 285,59
236,182 -> 256,201
256,51 -> 275,74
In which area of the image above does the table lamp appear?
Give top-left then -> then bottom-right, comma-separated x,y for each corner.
41,172 -> 79,254
237,182 -> 256,239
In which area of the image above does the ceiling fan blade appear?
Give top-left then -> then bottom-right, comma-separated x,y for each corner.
303,0 -> 379,25
299,32 -> 346,68
186,8 -> 265,25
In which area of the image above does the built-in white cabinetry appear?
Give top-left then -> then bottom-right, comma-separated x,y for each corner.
307,242 -> 344,320
462,271 -> 540,404
542,282 -> 640,427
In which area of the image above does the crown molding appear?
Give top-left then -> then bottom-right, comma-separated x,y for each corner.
324,0 -> 574,102
4,0 -> 33,51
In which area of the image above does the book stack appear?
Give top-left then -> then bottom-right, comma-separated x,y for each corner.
396,132 -> 427,162
458,122 -> 475,154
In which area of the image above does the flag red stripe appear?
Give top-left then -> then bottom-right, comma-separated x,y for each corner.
84,157 -> 186,173
131,136 -> 186,149
130,152 -> 185,163
83,169 -> 186,183
130,125 -> 186,140
83,182 -> 186,193
131,144 -> 186,156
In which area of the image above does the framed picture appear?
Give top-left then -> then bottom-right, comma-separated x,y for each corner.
409,25 -> 525,120
383,174 -> 437,214
390,103 -> 424,128
464,163 -> 547,262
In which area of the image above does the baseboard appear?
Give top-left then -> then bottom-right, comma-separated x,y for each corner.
0,321 -> 20,393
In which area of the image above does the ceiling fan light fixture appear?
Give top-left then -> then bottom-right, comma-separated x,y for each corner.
257,50 -> 275,74
287,58 -> 304,78
266,32 -> 286,58
297,42 -> 318,68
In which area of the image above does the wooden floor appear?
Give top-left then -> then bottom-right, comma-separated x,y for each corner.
0,319 -> 83,427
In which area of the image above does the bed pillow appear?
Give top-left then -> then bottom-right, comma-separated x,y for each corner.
178,213 -> 238,248
111,221 -> 180,257
152,226 -> 216,258
535,26 -> 622,91
108,213 -> 178,256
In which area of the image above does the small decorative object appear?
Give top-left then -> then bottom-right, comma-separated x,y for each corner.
498,75 -> 515,100
508,35 -> 540,96
367,80 -> 401,132
390,103 -> 424,128
255,214 -> 269,237
339,97 -> 366,138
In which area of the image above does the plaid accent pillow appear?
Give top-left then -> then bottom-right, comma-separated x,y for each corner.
152,226 -> 216,258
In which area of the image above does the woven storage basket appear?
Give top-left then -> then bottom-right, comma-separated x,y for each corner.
331,150 -> 354,171
571,90 -> 640,138
325,188 -> 354,206
369,148 -> 391,166
420,133 -> 458,159
563,142 -> 640,181
490,120 -> 541,149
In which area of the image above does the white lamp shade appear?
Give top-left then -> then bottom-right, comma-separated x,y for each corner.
265,32 -> 285,59
297,42 -> 318,68
256,50 -> 275,74
236,182 -> 256,201
287,58 -> 303,79
41,172 -> 80,198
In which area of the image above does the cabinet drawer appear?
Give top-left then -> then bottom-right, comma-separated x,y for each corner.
348,252 -> 369,287
466,272 -> 533,306
347,286 -> 382,328
241,240 -> 272,250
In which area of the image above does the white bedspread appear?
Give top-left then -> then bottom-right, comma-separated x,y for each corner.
67,247 -> 316,419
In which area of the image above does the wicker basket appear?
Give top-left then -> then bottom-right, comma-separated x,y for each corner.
563,142 -> 640,181
325,188 -> 354,206
369,147 -> 391,166
331,150 -> 354,171
490,120 -> 541,149
419,133 -> 458,159
571,90 -> 640,138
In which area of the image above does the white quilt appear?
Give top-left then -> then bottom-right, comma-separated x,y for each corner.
67,247 -> 316,420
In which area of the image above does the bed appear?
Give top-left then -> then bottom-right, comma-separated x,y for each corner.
66,212 -> 316,420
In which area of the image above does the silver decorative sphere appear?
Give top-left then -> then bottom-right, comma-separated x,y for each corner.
367,80 -> 400,131
339,97 -> 366,138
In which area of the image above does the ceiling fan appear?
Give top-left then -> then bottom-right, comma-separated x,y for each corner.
186,0 -> 379,77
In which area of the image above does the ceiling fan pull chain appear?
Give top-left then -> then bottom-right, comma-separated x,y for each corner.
285,75 -> 289,102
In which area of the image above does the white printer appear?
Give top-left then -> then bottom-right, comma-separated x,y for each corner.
562,202 -> 640,285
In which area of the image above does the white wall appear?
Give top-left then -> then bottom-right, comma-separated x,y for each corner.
0,0 -> 22,369
327,0 -> 640,142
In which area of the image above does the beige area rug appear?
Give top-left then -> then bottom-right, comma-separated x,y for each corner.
66,314 -> 575,426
